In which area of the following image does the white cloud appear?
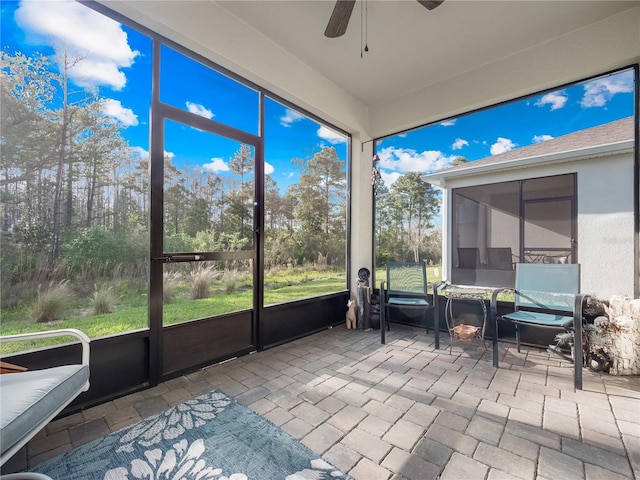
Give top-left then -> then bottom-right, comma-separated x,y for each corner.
317,126 -> 346,144
452,138 -> 469,150
441,119 -> 456,127
377,146 -> 455,176
130,146 -> 148,160
265,161 -> 275,175
203,158 -> 229,173
535,91 -> 568,111
15,0 -> 139,90
164,151 -> 175,160
280,109 -> 305,127
186,101 -> 214,119
381,170 -> 401,187
102,99 -> 138,126
533,134 -> 554,143
580,73 -> 634,107
490,137 -> 516,155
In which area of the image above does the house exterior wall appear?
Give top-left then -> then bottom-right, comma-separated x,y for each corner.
578,153 -> 635,298
440,151 -> 635,299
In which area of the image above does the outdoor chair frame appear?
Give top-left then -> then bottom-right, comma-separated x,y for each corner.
379,262 -> 439,346
1,329 -> 90,478
490,263 -> 588,389
486,247 -> 515,270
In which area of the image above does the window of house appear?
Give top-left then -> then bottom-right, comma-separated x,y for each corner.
451,174 -> 576,286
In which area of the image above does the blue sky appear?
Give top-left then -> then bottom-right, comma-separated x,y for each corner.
1,0 -> 634,195
376,68 -> 634,186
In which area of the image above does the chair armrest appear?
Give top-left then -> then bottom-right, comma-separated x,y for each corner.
0,329 -> 90,367
572,295 -> 589,337
489,288 -> 513,318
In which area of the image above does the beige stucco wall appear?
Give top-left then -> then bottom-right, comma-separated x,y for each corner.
578,153 -> 636,299
438,150 -> 636,299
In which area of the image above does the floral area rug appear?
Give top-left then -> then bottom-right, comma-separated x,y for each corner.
33,390 -> 352,479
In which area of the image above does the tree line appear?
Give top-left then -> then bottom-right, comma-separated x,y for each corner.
375,172 -> 442,265
1,48 -> 441,311
0,50 -> 349,308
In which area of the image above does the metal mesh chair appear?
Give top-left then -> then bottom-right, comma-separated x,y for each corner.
379,262 -> 438,344
457,248 -> 480,269
490,263 -> 588,389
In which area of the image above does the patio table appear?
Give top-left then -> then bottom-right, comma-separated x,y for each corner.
437,284 -> 492,353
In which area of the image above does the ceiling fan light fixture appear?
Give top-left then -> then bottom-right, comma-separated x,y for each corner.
325,0 -> 444,39
417,0 -> 445,10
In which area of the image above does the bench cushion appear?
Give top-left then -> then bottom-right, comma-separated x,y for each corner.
0,365 -> 89,458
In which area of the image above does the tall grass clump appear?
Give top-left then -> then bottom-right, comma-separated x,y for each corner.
163,272 -> 181,304
30,280 -> 74,323
222,269 -> 243,294
190,266 -> 219,300
92,284 -> 116,314
316,252 -> 327,271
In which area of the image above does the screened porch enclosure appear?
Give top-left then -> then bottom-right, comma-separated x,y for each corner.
452,173 -> 576,288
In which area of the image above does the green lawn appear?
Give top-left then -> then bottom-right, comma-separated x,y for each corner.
0,274 -> 346,354
1,267 -> 453,354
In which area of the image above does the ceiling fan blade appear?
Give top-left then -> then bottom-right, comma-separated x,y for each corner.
417,0 -> 444,10
324,0 -> 356,38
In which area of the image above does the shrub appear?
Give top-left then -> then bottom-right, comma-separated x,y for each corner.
30,280 -> 74,323
60,227 -> 148,278
190,266 -> 218,300
92,285 -> 116,315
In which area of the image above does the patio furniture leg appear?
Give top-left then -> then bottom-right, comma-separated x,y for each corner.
380,280 -> 386,345
433,284 -> 440,350
573,294 -> 586,390
491,289 -> 500,367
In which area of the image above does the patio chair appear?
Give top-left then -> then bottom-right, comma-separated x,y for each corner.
490,263 -> 588,389
379,262 -> 439,345
487,247 -> 514,270
457,248 -> 480,269
1,329 -> 91,478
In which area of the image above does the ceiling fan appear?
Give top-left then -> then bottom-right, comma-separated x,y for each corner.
324,0 -> 444,38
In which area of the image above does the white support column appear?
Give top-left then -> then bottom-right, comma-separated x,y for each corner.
350,135 -> 374,296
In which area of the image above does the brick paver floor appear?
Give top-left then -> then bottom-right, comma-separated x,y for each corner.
8,324 -> 640,479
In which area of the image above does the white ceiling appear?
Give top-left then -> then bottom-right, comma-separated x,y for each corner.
216,0 -> 638,108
